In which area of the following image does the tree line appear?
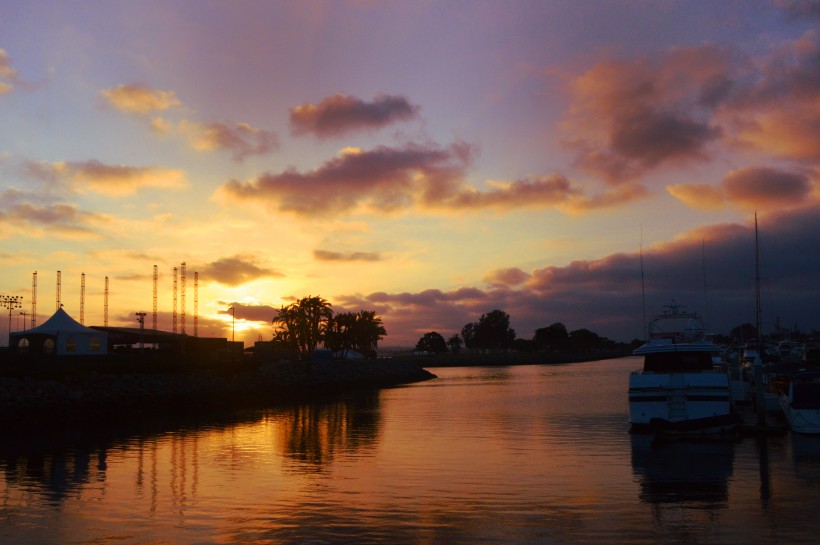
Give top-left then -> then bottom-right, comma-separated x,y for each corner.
415,309 -> 624,355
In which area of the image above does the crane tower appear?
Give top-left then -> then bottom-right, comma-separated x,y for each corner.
80,272 -> 85,324
31,271 -> 37,328
56,270 -> 61,310
153,265 -> 158,332
180,261 -> 186,334
104,276 -> 109,326
194,271 -> 199,337
172,266 -> 178,334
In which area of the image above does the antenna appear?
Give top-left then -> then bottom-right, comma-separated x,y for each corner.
172,266 -> 178,334
640,226 -> 646,340
56,270 -> 61,310
194,271 -> 199,337
80,272 -> 86,325
31,271 -> 37,328
180,261 -> 186,334
104,276 -> 109,326
702,240 -> 709,327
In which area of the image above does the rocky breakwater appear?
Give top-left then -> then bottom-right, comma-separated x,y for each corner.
0,358 -> 436,431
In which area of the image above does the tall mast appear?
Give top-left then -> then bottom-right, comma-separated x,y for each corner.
755,212 -> 761,340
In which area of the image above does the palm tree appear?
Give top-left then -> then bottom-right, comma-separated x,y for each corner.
272,295 -> 333,361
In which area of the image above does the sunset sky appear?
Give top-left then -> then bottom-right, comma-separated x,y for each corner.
1,1 -> 818,348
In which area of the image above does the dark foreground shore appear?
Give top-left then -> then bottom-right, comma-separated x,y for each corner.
0,357 -> 436,432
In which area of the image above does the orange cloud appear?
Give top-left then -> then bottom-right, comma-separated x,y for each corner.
100,83 -> 181,115
722,166 -> 813,209
198,255 -> 283,286
484,268 -> 529,287
313,250 -> 382,262
179,120 -> 279,161
51,160 -> 187,196
666,183 -> 725,210
0,203 -> 106,238
563,46 -> 728,183
217,143 -> 640,217
290,93 -> 419,137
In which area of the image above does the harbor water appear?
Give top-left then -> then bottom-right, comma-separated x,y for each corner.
2,357 -> 820,544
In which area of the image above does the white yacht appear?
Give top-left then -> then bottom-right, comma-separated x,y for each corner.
779,371 -> 820,434
629,302 -> 737,434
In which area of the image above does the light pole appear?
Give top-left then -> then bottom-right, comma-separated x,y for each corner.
1,295 -> 23,347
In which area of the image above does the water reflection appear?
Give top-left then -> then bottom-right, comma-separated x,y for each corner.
277,391 -> 381,472
631,435 -> 735,505
631,435 -> 735,541
0,390 -> 382,509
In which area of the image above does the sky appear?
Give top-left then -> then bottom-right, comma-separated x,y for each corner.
1,0 -> 819,348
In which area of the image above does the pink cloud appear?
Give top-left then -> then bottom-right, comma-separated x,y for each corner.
313,249 -> 382,262
290,93 -> 419,137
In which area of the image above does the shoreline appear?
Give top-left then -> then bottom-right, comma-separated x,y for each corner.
0,358 -> 436,433
0,350 -> 630,433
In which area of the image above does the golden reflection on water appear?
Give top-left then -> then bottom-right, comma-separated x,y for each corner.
2,360 -> 820,544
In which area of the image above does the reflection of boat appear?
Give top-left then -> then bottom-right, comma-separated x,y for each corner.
630,434 -> 734,505
629,301 -> 737,434
780,371 -> 820,434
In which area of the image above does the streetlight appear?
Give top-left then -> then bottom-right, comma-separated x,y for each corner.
0,295 -> 23,347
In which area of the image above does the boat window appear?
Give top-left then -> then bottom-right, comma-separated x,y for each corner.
43,338 -> 55,354
644,351 -> 713,372
90,336 -> 101,352
66,336 -> 77,353
17,337 -> 29,354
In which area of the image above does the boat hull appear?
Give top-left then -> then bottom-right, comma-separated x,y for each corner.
780,395 -> 820,434
629,371 -> 736,434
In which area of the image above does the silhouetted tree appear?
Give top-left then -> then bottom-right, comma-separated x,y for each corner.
465,309 -> 516,352
447,334 -> 463,353
415,331 -> 448,354
324,310 -> 387,358
461,322 -> 477,350
569,328 -> 602,352
534,322 -> 570,352
272,295 -> 333,361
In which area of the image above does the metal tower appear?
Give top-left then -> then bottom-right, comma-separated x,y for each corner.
80,272 -> 85,324
56,270 -> 61,310
180,261 -> 186,334
194,271 -> 199,337
172,266 -> 178,334
31,271 -> 37,328
153,265 -> 158,332
104,276 -> 109,326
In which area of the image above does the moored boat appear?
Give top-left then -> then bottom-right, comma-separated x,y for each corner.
779,371 -> 820,434
629,301 -> 737,435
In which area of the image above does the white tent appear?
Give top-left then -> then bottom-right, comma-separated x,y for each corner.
11,307 -> 108,355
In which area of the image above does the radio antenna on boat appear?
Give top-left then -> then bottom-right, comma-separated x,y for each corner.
640,225 -> 647,341
702,239 -> 709,327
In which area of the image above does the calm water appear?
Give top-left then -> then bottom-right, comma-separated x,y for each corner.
2,357 -> 820,544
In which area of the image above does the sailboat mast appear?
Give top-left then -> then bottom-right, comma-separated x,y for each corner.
755,212 -> 762,339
